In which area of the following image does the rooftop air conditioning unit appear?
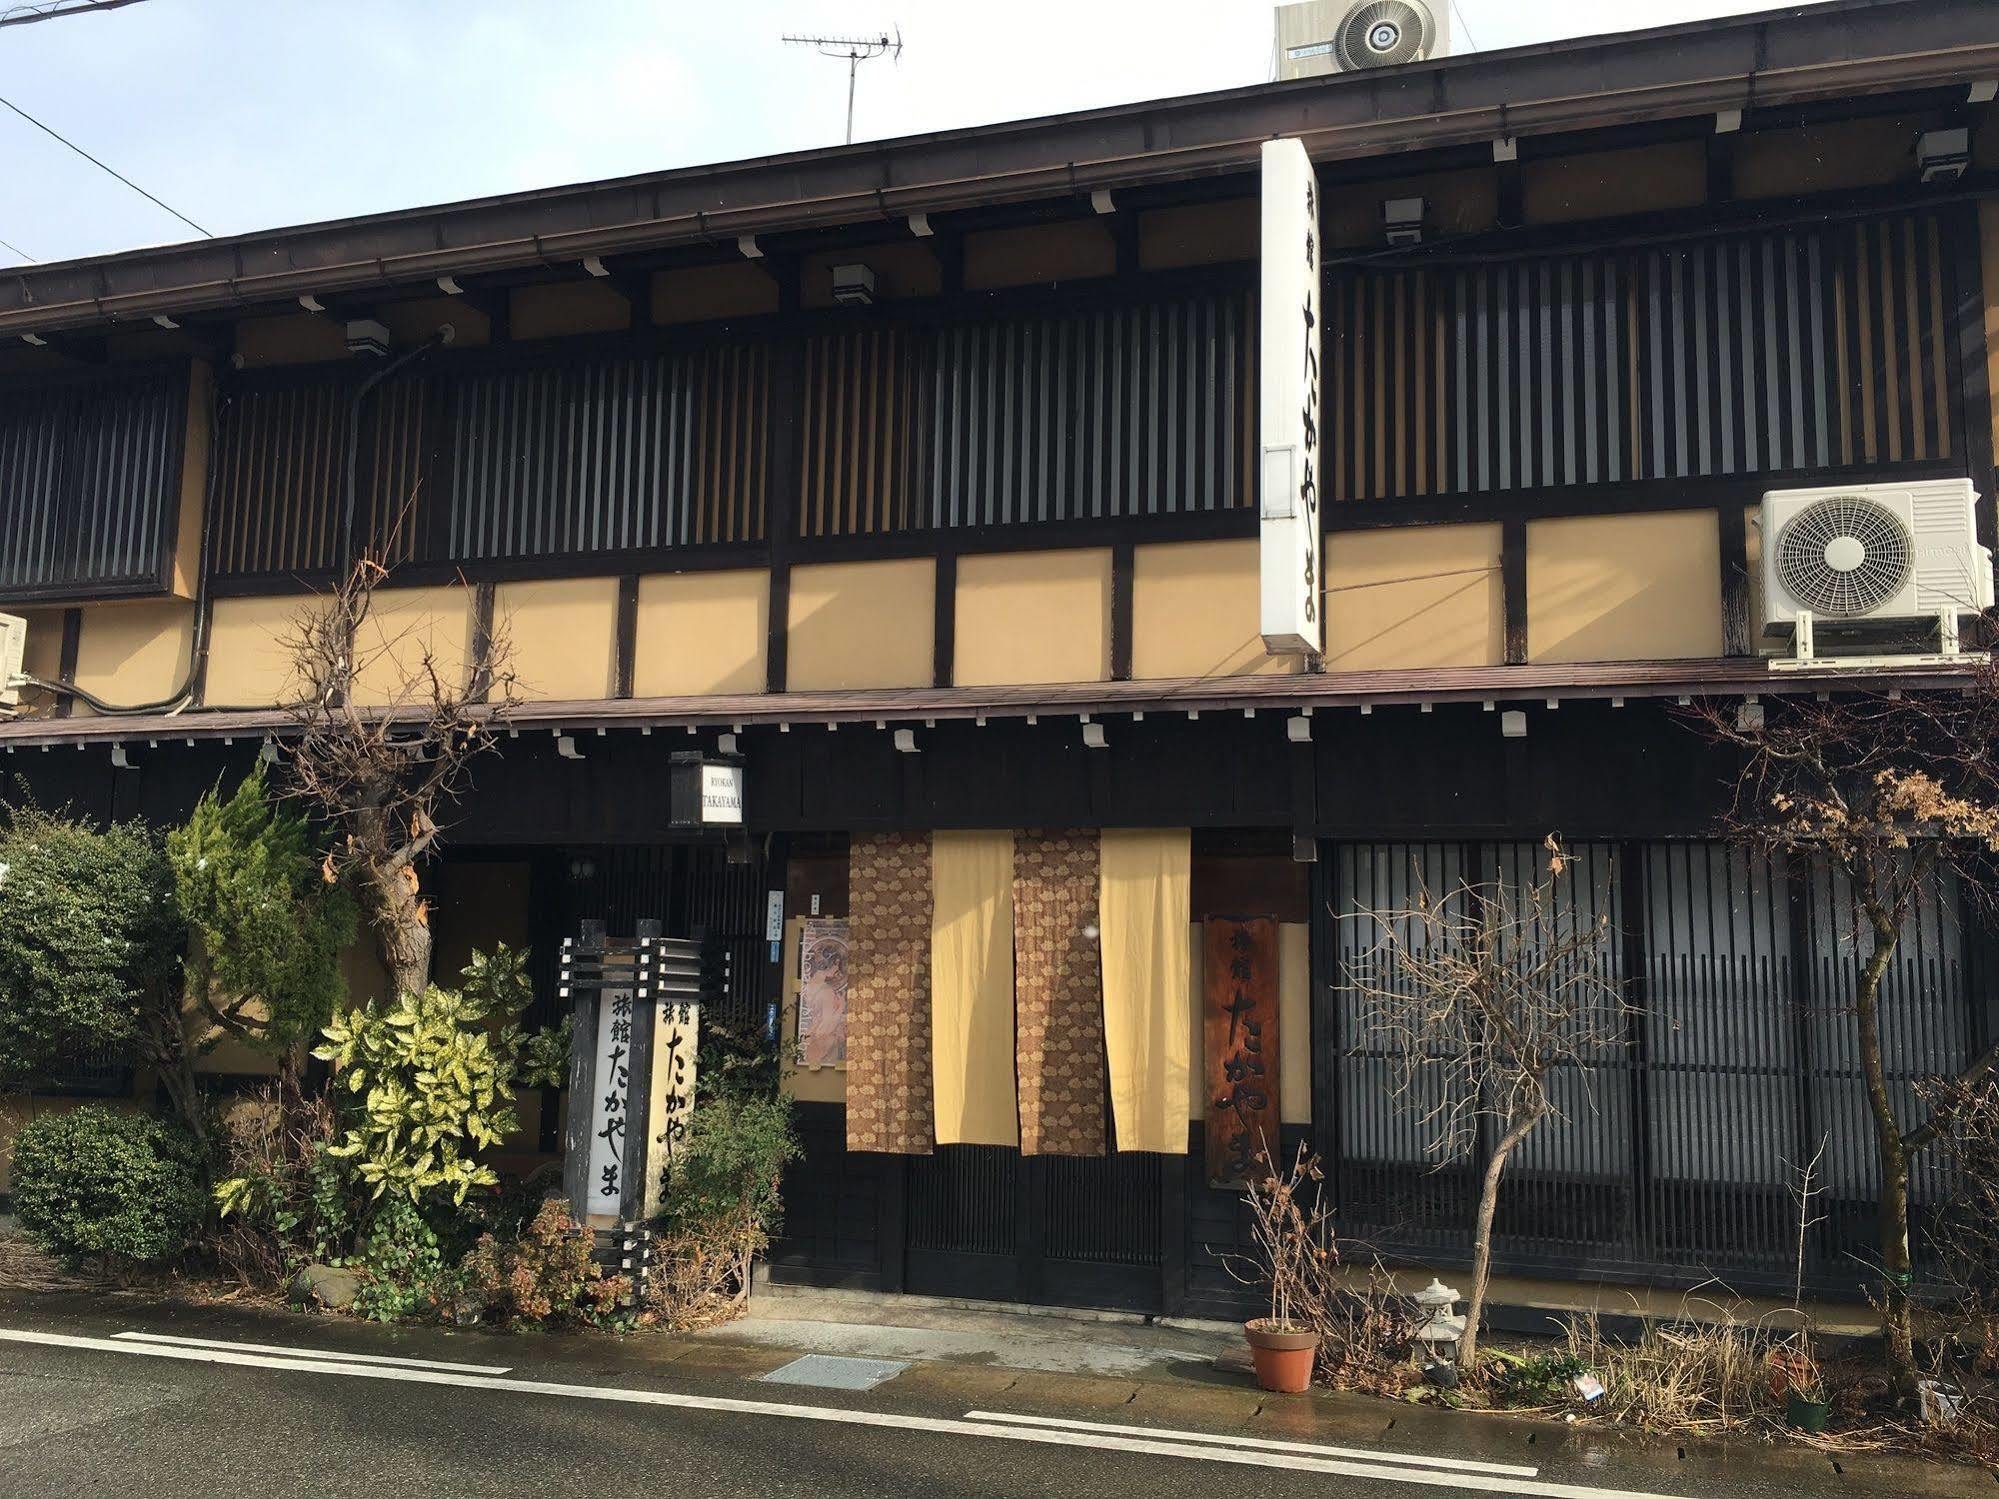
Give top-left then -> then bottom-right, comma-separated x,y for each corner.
0,611 -> 26,708
1760,478 -> 1994,663
1276,0 -> 1448,81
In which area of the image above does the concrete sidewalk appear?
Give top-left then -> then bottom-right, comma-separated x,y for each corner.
684,1277 -> 1986,1498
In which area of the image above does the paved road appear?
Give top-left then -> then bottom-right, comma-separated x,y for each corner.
0,1295 -> 1931,1499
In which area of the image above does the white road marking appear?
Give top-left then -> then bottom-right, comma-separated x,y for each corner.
962,1409 -> 1538,1477
111,1330 -> 510,1375
0,1326 -> 1691,1499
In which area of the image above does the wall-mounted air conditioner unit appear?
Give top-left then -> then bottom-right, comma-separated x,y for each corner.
0,611 -> 27,708
1760,478 -> 1993,663
1276,1 -> 1449,81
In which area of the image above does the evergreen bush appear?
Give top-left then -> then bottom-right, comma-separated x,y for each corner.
10,1107 -> 205,1266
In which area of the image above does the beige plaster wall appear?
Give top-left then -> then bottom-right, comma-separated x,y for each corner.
653,262 -> 779,324
633,569 -> 769,696
204,595 -> 308,707
953,549 -> 1111,687
496,577 -> 618,702
785,558 -> 935,690
1131,538 -> 1303,679
71,601 -> 196,714
1523,141 -> 1707,224
965,220 -> 1115,289
350,585 -> 474,705
1324,523 -> 1503,671
1527,511 -> 1725,664
510,282 -> 632,340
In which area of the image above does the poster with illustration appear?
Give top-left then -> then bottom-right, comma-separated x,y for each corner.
797,918 -> 850,1069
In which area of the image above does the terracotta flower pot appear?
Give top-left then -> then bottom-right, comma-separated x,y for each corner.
1245,1319 -> 1320,1393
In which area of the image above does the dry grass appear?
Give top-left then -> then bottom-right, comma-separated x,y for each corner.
0,1228 -> 111,1294
1556,1311 -> 1772,1434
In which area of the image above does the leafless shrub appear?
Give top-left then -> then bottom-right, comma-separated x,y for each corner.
1222,1140 -> 1413,1393
280,529 -> 516,998
1345,836 -> 1630,1371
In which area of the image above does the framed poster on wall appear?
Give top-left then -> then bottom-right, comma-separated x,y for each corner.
797,918 -> 850,1069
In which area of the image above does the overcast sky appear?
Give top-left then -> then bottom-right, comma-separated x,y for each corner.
0,0 -> 1776,267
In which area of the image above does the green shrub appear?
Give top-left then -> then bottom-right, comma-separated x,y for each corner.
351,1197 -> 450,1322
663,1093 -> 799,1239
170,765 -> 354,1058
10,1107 -> 205,1266
0,807 -> 182,1087
311,945 -> 529,1210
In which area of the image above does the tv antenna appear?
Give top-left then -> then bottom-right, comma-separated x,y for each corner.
782,27 -> 902,145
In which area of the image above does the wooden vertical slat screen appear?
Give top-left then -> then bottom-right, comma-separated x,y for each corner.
797,326 -> 930,538
0,366 -> 184,596
449,342 -> 769,561
1326,209 -> 1960,502
1331,839 -> 1973,1287
212,341 -> 770,577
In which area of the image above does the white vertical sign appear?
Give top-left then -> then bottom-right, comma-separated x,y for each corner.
1259,137 -> 1324,657
584,971 -> 636,1219
641,999 -> 700,1219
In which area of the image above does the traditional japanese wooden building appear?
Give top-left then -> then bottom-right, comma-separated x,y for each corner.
4,0 -> 1999,1318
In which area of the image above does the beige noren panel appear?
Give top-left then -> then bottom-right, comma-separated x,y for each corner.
1325,523 -> 1503,671
785,558 -> 935,690
633,569 -> 769,696
1527,511 -> 1724,664
495,577 -> 618,702
71,601 -> 196,715
1131,538 -> 1302,680
653,262 -> 780,324
1735,118 -> 1924,200
1140,201 -> 1257,270
510,282 -> 632,339
1523,141 -> 1706,225
351,585 -> 474,706
953,549 -> 1111,687
965,221 -> 1115,289
1187,920 -> 1311,1125
233,313 -> 349,368
205,595 -> 310,707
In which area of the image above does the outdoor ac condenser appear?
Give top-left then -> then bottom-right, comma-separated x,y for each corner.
1760,478 -> 1993,658
0,611 -> 27,708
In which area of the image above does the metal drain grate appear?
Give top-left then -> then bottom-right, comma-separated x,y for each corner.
758,1354 -> 909,1391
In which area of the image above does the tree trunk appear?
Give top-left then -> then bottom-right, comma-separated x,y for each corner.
1855,902 -> 1919,1394
366,858 -> 433,999
141,998 -> 211,1163
1459,1104 -> 1543,1374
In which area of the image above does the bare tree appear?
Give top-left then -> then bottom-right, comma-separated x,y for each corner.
1345,837 -> 1630,1373
1694,684 -> 1999,1393
281,549 -> 514,999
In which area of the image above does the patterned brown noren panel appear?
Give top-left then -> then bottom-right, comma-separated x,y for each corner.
844,831 -> 935,1155
1013,830 -> 1107,1157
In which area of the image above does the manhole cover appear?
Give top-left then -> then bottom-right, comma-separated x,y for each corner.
758,1354 -> 908,1391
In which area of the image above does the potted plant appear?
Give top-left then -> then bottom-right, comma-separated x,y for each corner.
1774,1335 -> 1831,1433
1236,1143 -> 1325,1394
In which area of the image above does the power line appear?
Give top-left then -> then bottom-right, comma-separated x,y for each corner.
1450,0 -> 1480,54
0,0 -> 152,29
0,90 -> 211,237
0,233 -> 32,262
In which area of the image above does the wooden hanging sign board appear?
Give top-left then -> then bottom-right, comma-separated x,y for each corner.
1202,915 -> 1280,1188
